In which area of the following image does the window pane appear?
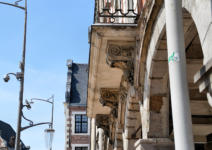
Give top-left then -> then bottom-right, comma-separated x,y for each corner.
82,147 -> 88,150
82,123 -> 88,133
75,147 -> 81,150
82,115 -> 88,122
75,115 -> 81,122
75,123 -> 81,133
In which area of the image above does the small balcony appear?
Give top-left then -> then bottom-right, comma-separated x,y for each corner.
94,0 -> 141,24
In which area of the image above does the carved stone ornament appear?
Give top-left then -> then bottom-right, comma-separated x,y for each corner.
96,114 -> 110,127
111,108 -> 118,118
106,44 -> 134,68
123,68 -> 134,85
99,88 -> 119,108
107,44 -> 134,61
120,83 -> 128,102
106,43 -> 135,85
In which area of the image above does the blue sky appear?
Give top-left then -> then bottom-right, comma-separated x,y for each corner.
0,0 -> 94,149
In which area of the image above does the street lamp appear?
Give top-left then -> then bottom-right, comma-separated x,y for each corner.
1,1 -> 55,150
44,128 -> 55,150
2,72 -> 55,149
25,96 -> 55,150
0,0 -> 27,150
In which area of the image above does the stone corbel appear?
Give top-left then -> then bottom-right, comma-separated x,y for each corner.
194,58 -> 212,107
99,88 -> 120,119
99,88 -> 119,109
106,43 -> 135,85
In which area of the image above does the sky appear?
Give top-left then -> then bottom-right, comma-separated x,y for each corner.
0,0 -> 94,150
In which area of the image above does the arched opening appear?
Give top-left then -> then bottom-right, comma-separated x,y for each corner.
148,8 -> 212,150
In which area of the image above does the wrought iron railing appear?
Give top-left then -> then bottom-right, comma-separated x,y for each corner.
95,0 -> 139,24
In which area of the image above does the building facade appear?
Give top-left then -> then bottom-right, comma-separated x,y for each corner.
0,120 -> 28,150
87,0 -> 212,150
64,60 -> 90,150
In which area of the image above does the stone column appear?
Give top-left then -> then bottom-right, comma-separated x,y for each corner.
91,118 -> 96,150
114,138 -> 122,150
122,136 -> 129,150
106,138 -> 113,150
98,128 -> 104,150
165,0 -> 194,150
122,132 -> 136,150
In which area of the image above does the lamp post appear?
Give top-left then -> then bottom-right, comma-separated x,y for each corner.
1,1 -> 55,150
0,1 -> 27,150
25,96 -> 55,150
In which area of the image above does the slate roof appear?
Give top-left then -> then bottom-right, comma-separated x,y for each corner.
0,120 -> 27,149
65,61 -> 88,105
0,120 -> 15,147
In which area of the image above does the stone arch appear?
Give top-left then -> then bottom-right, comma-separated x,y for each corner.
140,0 -> 212,148
141,4 -> 168,139
182,0 -> 212,63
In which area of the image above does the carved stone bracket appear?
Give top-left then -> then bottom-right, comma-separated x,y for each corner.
106,43 -> 135,85
100,88 -> 119,108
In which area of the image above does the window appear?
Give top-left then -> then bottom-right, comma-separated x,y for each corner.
75,147 -> 88,150
75,114 -> 88,133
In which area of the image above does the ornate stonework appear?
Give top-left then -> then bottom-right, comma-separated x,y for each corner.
99,88 -> 119,108
106,43 -> 135,85
107,44 -> 134,62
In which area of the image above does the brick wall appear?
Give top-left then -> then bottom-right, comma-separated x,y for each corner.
64,104 -> 90,150
71,135 -> 90,144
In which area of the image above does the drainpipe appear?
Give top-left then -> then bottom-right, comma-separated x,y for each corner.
164,0 -> 194,150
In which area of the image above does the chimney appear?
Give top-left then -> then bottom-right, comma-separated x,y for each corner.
65,59 -> 73,102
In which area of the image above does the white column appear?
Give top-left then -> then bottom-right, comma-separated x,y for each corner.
123,137 -> 129,150
106,138 -> 113,150
122,133 -> 135,150
122,131 -> 131,150
164,0 -> 194,150
98,128 -> 104,150
91,118 -> 96,150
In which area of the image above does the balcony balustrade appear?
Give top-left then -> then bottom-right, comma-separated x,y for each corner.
95,0 -> 139,24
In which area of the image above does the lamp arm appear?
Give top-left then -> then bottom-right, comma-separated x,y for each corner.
21,122 -> 51,131
0,1 -> 25,10
30,98 -> 53,104
22,111 -> 33,125
7,72 -> 17,76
